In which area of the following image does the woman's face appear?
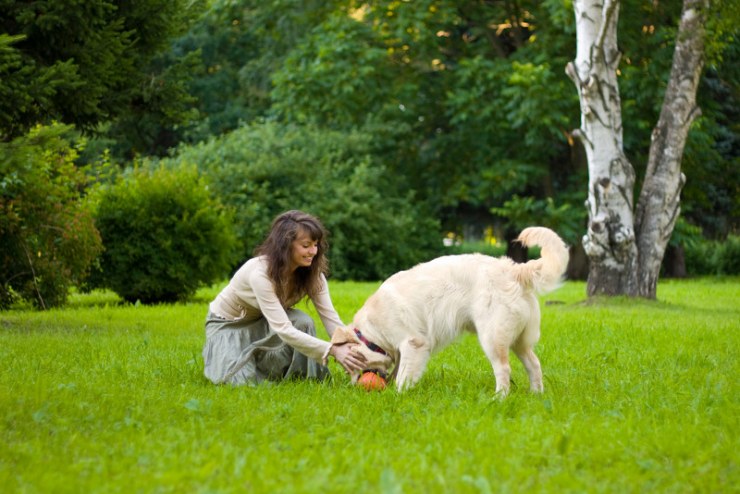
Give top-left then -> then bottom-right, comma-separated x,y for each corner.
290,230 -> 318,270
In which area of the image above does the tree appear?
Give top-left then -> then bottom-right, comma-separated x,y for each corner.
567,0 -> 729,298
269,1 -> 586,247
107,0 -> 349,155
0,0 -> 205,142
0,124 -> 103,308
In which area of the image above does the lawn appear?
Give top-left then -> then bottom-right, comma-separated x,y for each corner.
1,277 -> 738,493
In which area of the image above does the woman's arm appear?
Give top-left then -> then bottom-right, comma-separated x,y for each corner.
249,269 -> 365,372
312,274 -> 345,338
250,270 -> 330,362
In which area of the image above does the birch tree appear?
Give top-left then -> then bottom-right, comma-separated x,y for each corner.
566,0 -> 709,298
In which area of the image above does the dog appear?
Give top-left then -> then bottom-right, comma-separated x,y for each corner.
330,227 -> 569,395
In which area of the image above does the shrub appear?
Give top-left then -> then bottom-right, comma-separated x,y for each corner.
90,164 -> 237,303
713,235 -> 740,275
0,124 -> 102,309
313,163 -> 441,280
684,235 -> 740,276
166,121 -> 442,280
443,240 -> 507,258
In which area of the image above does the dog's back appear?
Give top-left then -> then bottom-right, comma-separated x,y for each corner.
353,226 -> 569,360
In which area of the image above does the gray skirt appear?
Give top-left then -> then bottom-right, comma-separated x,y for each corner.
202,309 -> 330,385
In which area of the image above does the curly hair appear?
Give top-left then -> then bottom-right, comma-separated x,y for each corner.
255,210 -> 329,306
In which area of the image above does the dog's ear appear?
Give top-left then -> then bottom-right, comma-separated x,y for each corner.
330,326 -> 359,345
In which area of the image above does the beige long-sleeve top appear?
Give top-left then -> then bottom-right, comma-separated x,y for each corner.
208,256 -> 344,363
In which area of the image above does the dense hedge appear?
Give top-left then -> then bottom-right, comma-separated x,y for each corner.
0,124 -> 102,309
165,122 -> 443,280
684,235 -> 740,276
90,164 -> 237,303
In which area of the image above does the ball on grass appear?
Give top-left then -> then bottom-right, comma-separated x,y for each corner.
357,371 -> 387,391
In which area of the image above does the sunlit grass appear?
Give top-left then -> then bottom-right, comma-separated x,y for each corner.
1,277 -> 738,493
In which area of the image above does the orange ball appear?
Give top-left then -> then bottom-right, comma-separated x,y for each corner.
357,371 -> 387,391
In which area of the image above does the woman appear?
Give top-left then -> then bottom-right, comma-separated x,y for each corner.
202,210 -> 365,385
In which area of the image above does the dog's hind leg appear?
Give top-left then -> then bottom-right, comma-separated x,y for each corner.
395,337 -> 431,391
490,342 -> 512,397
513,306 -> 543,392
476,326 -> 513,397
513,344 -> 543,393
477,335 -> 512,396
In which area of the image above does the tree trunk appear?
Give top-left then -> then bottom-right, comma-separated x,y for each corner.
566,242 -> 589,281
568,0 -> 707,299
566,0 -> 638,296
506,231 -> 528,263
634,0 -> 707,298
663,245 -> 687,278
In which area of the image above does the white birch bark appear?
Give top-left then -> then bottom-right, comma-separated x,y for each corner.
635,0 -> 707,298
566,0 -> 638,296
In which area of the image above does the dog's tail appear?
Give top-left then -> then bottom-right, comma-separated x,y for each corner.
514,227 -> 569,294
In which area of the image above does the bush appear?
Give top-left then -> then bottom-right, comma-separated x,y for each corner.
443,240 -> 507,258
714,235 -> 740,275
90,164 -> 237,303
0,124 -> 102,309
314,163 -> 441,280
166,122 -> 442,281
684,235 -> 740,276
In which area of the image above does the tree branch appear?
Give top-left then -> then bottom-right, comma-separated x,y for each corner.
594,0 -> 618,56
21,241 -> 46,310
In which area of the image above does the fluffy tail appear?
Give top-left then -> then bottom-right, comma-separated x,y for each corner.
514,227 -> 569,294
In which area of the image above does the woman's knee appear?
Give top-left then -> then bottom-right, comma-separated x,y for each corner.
288,309 -> 315,332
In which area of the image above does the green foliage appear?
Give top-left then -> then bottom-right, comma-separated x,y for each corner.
90,164 -> 237,303
136,0 -> 346,146
0,124 -> 103,309
29,0 -> 736,263
167,121 -> 441,280
0,0 -> 205,141
491,195 -> 585,246
443,240 -> 508,258
267,1 -> 583,235
103,48 -> 203,159
0,278 -> 738,491
683,37 -> 740,239
685,235 -> 740,276
667,217 -> 704,250
86,0 -> 736,254
714,235 -> 740,275
271,13 -> 400,128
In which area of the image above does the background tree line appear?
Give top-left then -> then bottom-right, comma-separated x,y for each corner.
1,0 -> 737,308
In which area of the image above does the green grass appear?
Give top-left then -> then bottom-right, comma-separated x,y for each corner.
1,278 -> 738,493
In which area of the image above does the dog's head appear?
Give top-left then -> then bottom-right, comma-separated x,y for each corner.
330,326 -> 394,383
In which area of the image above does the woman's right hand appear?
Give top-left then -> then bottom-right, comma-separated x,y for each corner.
330,343 -> 366,373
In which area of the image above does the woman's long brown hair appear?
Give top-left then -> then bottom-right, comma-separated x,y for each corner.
254,210 -> 329,306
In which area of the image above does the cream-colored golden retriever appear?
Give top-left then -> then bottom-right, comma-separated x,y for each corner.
330,227 -> 569,395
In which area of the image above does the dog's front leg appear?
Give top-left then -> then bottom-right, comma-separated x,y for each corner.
395,337 -> 431,391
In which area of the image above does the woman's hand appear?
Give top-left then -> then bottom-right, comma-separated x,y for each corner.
330,343 -> 366,373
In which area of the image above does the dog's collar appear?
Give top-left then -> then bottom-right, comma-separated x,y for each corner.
353,328 -> 388,356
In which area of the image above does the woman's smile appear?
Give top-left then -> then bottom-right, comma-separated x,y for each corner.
290,232 -> 318,269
